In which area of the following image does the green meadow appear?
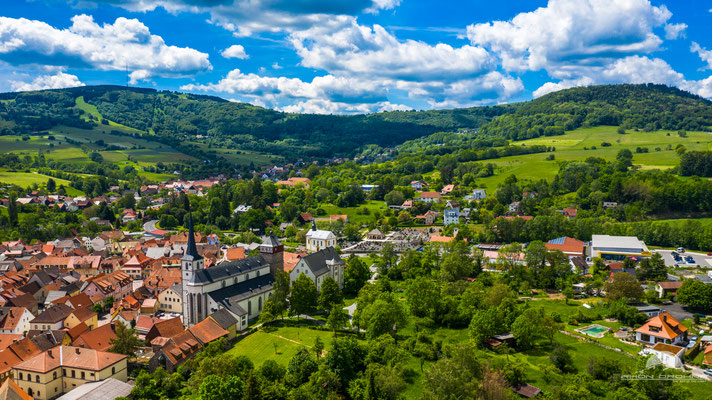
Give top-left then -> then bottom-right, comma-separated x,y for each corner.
476,127 -> 712,190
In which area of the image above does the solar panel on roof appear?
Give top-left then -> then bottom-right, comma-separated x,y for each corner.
548,237 -> 566,245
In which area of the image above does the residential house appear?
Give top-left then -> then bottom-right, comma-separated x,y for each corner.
289,247 -> 344,291
29,304 -> 73,331
655,281 -> 684,298
157,284 -> 183,314
635,312 -> 687,346
64,307 -> 97,330
73,324 -> 117,352
440,184 -> 455,196
603,202 -> 618,209
82,271 -> 133,301
443,208 -> 460,226
417,192 -> 440,203
415,210 -> 437,226
12,346 -> 127,400
472,189 -> 487,200
121,254 -> 152,279
0,308 -> 34,335
410,180 -> 428,191
145,317 -> 184,344
562,208 -> 578,218
148,330 -> 201,373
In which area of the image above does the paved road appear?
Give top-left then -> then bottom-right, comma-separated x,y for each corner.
689,366 -> 712,382
143,220 -> 158,232
657,302 -> 709,322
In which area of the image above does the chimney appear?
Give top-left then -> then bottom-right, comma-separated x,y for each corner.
75,348 -> 80,355
662,314 -> 667,323
48,349 -> 53,358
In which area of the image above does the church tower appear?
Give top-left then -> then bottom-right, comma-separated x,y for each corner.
260,235 -> 284,276
182,212 -> 204,326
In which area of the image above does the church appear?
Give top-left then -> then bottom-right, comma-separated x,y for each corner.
305,221 -> 337,252
181,214 -> 284,329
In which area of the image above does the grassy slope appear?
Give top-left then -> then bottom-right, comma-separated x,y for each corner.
0,170 -> 71,187
476,126 -> 712,190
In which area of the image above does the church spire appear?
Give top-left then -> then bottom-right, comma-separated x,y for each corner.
311,220 -> 317,231
186,211 -> 202,260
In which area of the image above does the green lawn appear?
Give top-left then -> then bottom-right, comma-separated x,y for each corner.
476,127 -> 712,190
225,324 -> 348,367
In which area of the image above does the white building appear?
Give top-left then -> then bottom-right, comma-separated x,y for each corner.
289,247 -> 344,290
443,208 -> 460,225
648,343 -> 685,368
590,235 -> 650,261
305,222 -> 336,253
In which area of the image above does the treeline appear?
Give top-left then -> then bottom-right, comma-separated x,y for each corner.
679,150 -> 712,177
480,84 -> 712,140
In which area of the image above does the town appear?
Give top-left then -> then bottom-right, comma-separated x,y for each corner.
0,164 -> 710,399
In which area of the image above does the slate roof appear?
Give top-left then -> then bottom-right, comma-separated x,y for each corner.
188,255 -> 269,285
299,247 -> 341,277
261,235 -> 282,247
208,273 -> 275,317
31,303 -> 73,324
209,309 -> 238,331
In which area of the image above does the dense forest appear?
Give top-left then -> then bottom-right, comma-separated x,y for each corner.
479,84 -> 712,140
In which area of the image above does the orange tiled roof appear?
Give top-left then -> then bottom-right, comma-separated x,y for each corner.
13,346 -> 126,373
635,312 -> 687,340
188,318 -> 229,345
69,306 -> 97,323
151,317 -> 184,339
8,338 -> 40,361
0,378 -> 32,400
225,247 -> 246,261
545,236 -> 585,255
73,324 -> 116,352
67,322 -> 90,341
0,334 -> 22,352
0,350 -> 22,375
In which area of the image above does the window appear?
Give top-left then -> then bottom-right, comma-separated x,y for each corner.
53,371 -> 57,379
35,375 -> 39,383
81,371 -> 85,379
112,367 -> 116,374
63,369 -> 66,377
72,370 -> 75,378
18,373 -> 22,380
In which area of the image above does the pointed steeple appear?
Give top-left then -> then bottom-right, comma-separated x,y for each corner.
311,220 -> 317,231
186,212 -> 202,260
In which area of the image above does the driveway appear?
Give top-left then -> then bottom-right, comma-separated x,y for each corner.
658,302 -> 699,322
143,219 -> 158,232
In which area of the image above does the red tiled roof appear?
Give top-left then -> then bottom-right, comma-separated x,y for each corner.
188,318 -> 228,345
635,312 -> 687,340
13,346 -> 126,373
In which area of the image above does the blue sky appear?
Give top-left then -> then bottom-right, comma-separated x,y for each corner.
1,0 -> 711,113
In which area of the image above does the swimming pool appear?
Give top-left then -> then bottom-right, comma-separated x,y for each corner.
578,324 -> 608,338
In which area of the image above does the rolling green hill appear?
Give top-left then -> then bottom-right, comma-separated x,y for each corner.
0,83 -> 710,171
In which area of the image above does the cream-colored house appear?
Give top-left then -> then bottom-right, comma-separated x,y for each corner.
12,346 -> 127,400
158,284 -> 183,314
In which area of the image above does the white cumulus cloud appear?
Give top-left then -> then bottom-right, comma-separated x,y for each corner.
221,44 -> 248,59
0,15 -> 211,81
467,0 -> 671,73
10,71 -> 84,92
664,23 -> 687,39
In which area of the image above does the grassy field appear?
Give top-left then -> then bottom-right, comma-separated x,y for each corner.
476,127 -> 712,190
319,200 -> 388,225
189,142 -> 283,167
225,324 -> 350,367
0,170 -> 71,187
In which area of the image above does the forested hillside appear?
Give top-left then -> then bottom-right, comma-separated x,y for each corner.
480,84 -> 712,140
0,85 -> 510,160
1,84 -> 711,164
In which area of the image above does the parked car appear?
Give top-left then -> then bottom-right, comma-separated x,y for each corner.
677,247 -> 686,253
704,369 -> 712,377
